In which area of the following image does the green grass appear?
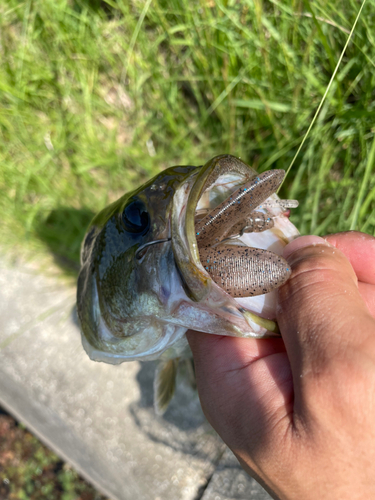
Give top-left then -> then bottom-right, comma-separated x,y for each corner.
1,0 -> 375,270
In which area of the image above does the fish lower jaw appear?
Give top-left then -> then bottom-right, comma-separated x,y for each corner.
81,315 -> 188,364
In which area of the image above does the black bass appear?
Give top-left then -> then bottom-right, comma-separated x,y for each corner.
77,155 -> 299,412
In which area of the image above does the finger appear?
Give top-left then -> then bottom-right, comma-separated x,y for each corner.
358,281 -> 375,318
278,236 -> 375,381
186,331 -> 286,379
325,231 -> 375,284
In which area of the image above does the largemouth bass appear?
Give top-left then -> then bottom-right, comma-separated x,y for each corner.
77,155 -> 299,412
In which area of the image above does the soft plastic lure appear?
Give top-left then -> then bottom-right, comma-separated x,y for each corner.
195,169 -> 297,297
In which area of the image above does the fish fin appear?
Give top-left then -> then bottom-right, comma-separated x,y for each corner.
185,358 -> 196,391
153,358 -> 179,415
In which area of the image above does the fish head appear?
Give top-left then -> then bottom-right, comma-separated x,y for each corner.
77,164 -> 198,363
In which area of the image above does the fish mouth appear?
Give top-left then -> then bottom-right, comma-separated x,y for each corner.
171,154 -> 300,330
172,154 -> 259,302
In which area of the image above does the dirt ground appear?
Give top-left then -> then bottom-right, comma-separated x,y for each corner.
0,407 -> 109,500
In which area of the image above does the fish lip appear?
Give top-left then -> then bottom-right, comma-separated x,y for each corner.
171,154 -> 257,302
81,317 -> 186,363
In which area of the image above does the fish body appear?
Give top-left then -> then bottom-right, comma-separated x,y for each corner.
77,155 -> 299,411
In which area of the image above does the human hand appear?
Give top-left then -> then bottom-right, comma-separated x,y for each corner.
187,231 -> 375,500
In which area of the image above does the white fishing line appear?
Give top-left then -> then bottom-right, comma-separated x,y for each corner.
278,0 -> 369,192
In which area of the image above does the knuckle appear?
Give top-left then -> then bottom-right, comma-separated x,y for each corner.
278,246 -> 356,309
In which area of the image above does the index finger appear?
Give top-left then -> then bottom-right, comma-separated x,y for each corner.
325,231 -> 375,284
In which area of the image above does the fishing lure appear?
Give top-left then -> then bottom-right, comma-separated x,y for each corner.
195,169 -> 297,297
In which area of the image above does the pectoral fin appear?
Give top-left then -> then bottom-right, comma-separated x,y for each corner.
153,358 -> 179,415
185,358 -> 196,390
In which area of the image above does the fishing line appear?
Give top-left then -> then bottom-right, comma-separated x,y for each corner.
277,0 -> 369,192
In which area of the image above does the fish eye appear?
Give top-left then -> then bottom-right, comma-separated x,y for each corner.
122,199 -> 150,234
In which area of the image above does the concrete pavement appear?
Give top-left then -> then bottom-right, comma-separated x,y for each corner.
0,255 -> 272,500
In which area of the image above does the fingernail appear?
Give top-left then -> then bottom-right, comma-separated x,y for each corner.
283,236 -> 332,260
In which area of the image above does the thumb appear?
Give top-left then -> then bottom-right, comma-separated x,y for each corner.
277,235 -> 374,387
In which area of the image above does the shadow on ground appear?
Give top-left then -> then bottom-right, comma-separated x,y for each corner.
127,361 -> 218,460
35,207 -> 95,276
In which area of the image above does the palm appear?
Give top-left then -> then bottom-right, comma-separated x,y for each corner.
188,333 -> 292,456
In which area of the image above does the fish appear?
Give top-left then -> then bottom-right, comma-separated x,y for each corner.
77,154 -> 299,413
